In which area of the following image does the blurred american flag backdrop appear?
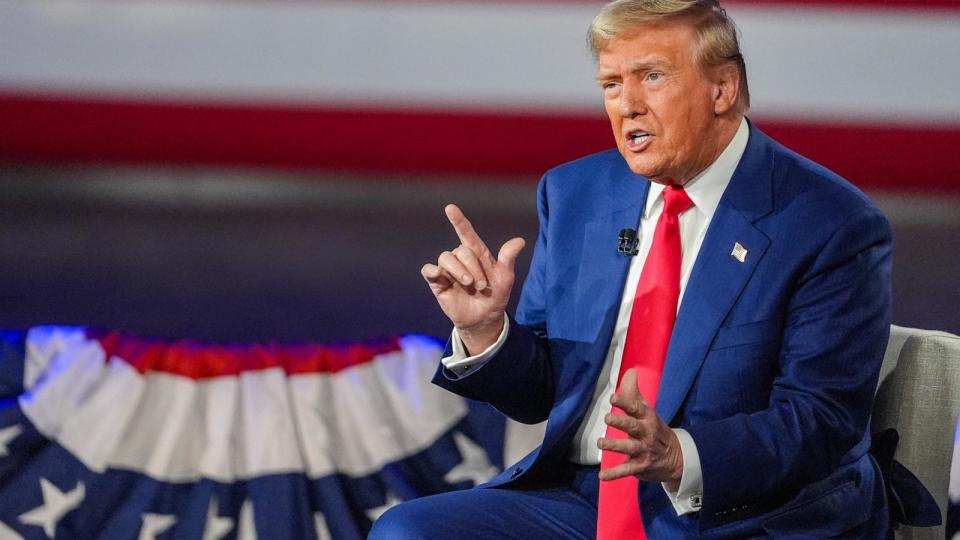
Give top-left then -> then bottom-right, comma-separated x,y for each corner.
0,0 -> 958,189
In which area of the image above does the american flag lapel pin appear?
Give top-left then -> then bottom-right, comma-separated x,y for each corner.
731,242 -> 748,263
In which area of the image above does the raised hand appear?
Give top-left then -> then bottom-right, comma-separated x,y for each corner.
598,368 -> 684,486
421,204 -> 525,354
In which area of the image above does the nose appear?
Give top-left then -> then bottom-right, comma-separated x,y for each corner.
617,80 -> 647,118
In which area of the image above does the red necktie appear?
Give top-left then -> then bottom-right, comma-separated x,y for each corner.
597,185 -> 693,540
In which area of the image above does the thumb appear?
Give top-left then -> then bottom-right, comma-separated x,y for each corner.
618,367 -> 642,410
496,237 -> 526,270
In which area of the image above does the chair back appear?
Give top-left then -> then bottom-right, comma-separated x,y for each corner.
873,325 -> 960,540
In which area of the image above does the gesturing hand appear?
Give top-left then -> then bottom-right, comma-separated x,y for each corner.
421,204 -> 525,355
598,368 -> 684,486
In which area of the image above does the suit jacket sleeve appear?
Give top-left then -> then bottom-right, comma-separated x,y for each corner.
687,205 -> 893,525
431,175 -> 557,425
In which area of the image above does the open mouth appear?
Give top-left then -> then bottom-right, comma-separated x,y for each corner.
626,130 -> 651,147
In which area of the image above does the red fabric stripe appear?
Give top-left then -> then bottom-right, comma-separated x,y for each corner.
2,93 -> 958,192
88,329 -> 402,378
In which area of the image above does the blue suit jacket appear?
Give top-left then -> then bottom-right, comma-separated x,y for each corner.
433,123 -> 893,538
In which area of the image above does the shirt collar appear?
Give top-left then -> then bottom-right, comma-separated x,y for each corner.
643,117 -> 750,220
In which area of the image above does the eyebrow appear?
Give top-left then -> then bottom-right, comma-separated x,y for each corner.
596,59 -> 673,81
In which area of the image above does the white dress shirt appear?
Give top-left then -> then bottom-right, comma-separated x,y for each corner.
442,118 -> 750,515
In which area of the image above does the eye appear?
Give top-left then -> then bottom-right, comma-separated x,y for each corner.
646,72 -> 663,82
602,81 -> 621,91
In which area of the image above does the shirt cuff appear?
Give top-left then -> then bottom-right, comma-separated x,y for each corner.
440,313 -> 510,377
662,428 -> 703,515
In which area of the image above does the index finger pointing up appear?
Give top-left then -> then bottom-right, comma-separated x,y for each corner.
445,204 -> 490,255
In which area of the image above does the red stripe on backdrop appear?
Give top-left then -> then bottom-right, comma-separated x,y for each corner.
1,93 -> 958,192
90,329 -> 402,378
755,121 -> 960,193
0,93 -> 613,178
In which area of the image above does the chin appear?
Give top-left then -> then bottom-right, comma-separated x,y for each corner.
623,158 -> 661,180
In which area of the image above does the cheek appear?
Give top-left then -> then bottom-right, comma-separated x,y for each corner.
668,108 -> 700,149
604,102 -> 620,126
605,110 -> 623,144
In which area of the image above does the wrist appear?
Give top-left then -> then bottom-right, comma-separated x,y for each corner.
457,314 -> 505,355
666,431 -> 684,486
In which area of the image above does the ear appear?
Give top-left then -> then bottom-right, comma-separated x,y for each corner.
711,63 -> 740,115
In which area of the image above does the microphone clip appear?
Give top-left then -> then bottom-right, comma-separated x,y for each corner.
618,228 -> 639,256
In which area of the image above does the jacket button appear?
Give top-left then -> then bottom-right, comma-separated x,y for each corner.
510,467 -> 523,479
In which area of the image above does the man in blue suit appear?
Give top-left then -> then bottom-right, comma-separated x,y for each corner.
372,1 -> 892,538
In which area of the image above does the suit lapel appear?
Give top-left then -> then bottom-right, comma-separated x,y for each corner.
576,177 -> 649,356
655,122 -> 777,424
539,171 -> 649,452
655,205 -> 770,423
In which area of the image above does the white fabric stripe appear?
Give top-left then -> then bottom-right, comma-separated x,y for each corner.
290,336 -> 468,478
730,5 -> 960,124
238,368 -> 304,478
54,359 -> 146,475
110,371 -> 208,481
19,329 -> 467,482
20,327 -> 111,437
22,326 -> 90,392
0,0 -> 598,110
196,376 -> 242,482
1,1 -> 959,123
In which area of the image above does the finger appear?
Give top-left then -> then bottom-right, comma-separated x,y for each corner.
598,461 -> 649,482
609,392 -> 649,420
612,367 -> 644,417
421,263 -> 454,290
619,367 -> 641,400
438,251 -> 476,287
596,436 -> 642,457
445,204 -> 490,256
496,237 -> 526,270
453,246 -> 489,291
603,411 -> 646,438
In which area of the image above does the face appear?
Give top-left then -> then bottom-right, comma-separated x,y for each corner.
596,23 -> 730,184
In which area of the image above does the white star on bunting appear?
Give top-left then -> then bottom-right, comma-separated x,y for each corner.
201,497 -> 234,540
0,425 -> 23,458
444,432 -> 498,486
0,520 -> 25,540
365,493 -> 402,522
18,478 -> 85,539
236,499 -> 256,540
313,513 -> 332,540
138,513 -> 176,540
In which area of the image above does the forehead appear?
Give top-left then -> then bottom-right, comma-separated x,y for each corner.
597,22 -> 699,70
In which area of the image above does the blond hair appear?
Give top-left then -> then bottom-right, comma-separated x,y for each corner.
588,0 -> 750,109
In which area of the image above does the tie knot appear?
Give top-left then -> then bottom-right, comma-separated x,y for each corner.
662,185 -> 694,216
